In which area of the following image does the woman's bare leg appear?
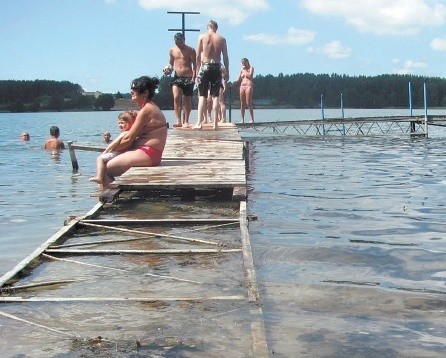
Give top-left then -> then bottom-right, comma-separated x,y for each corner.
103,149 -> 153,189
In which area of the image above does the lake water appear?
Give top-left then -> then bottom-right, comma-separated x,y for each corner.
1,108 -> 445,356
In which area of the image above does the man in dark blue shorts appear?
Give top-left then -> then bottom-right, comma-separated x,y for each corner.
167,32 -> 197,127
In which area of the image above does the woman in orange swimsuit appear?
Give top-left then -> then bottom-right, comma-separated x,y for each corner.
103,76 -> 168,189
236,58 -> 254,123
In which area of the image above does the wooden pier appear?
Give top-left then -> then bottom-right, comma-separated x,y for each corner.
0,123 -> 268,357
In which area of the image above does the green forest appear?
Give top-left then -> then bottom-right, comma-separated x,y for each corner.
1,73 -> 446,113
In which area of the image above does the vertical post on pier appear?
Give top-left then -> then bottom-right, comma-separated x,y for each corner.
321,94 -> 325,135
409,82 -> 415,133
228,85 -> 232,123
423,81 -> 428,137
340,92 -> 346,135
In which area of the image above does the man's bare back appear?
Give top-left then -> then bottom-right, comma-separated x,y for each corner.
196,21 -> 229,77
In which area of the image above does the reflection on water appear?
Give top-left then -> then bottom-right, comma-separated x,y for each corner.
249,136 -> 446,356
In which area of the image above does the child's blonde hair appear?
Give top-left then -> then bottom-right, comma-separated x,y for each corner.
118,111 -> 136,125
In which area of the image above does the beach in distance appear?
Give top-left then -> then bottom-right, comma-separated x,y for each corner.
0,108 -> 445,356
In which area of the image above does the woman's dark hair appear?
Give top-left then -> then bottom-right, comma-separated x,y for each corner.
130,76 -> 160,100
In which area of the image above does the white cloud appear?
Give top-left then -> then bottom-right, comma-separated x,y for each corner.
138,0 -> 269,25
431,37 -> 446,51
308,41 -> 352,60
300,0 -> 446,35
322,41 -> 352,59
243,27 -> 316,45
393,59 -> 428,74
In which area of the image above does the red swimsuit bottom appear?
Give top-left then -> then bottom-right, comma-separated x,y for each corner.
138,146 -> 162,166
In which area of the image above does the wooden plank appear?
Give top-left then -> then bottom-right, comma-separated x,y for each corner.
162,136 -> 244,160
78,221 -> 221,246
45,248 -> 242,255
0,295 -> 246,303
80,218 -> 240,225
114,159 -> 246,189
239,200 -> 269,357
232,186 -> 247,201
99,188 -> 121,203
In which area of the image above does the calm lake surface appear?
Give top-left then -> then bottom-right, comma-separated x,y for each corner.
0,108 -> 445,356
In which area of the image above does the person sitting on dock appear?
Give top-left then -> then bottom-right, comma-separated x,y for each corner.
102,76 -> 168,189
90,111 -> 135,186
44,126 -> 65,150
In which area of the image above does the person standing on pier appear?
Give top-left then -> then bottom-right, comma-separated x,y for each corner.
165,32 -> 197,128
235,58 -> 254,123
103,76 -> 168,189
193,20 -> 229,130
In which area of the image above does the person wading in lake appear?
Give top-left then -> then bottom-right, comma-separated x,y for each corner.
165,32 -> 196,128
102,76 -> 168,189
193,20 -> 229,130
44,126 -> 65,150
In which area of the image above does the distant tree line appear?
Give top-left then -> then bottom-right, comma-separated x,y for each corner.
154,73 -> 446,110
0,80 -> 115,112
1,74 -> 446,113
250,73 -> 446,109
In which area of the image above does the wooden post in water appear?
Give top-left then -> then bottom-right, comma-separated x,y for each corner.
67,141 -> 79,171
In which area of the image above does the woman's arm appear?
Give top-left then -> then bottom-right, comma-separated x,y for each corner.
110,109 -> 147,152
244,66 -> 254,80
103,131 -> 126,153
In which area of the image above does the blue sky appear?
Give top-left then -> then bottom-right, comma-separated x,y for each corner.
1,0 -> 446,93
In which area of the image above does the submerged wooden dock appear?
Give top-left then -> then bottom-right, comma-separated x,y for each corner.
0,123 -> 268,357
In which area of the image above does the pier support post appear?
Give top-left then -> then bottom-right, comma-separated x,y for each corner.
67,141 -> 79,171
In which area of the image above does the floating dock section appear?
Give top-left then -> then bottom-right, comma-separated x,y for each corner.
0,123 -> 268,357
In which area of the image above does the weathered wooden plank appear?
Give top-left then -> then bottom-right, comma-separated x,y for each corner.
0,295 -> 246,303
45,248 -> 242,255
80,218 -> 240,225
232,186 -> 247,201
78,221 -> 220,246
114,159 -> 246,189
99,188 -> 121,203
239,200 -> 269,357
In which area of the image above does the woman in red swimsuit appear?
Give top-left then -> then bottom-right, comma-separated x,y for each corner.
103,76 -> 168,189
